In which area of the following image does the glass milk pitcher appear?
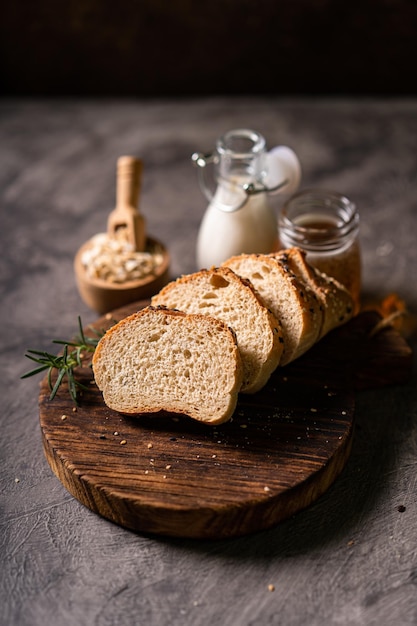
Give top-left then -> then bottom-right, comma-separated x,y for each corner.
192,128 -> 301,269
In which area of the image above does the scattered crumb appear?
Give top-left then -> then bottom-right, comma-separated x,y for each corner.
165,464 -> 172,470
264,486 -> 271,493
14,478 -> 20,483
310,408 -> 317,413
120,440 -> 127,445
113,431 -> 119,436
72,407 -> 77,412
268,584 -> 275,592
240,424 -> 248,429
147,443 -> 153,449
347,539 -> 355,547
212,454 -> 217,459
61,414 -> 68,421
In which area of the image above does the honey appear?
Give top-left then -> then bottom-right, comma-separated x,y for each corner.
278,189 -> 361,311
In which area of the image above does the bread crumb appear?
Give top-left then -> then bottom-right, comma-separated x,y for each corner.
14,478 -> 20,483
120,439 -> 127,445
113,431 -> 119,436
264,486 -> 271,492
61,414 -> 68,421
268,584 -> 275,592
165,464 -> 172,470
147,443 -> 153,449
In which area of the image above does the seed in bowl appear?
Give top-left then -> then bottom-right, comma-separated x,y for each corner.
80,228 -> 164,283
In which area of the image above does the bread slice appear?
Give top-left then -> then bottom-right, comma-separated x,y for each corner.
222,253 -> 323,366
151,267 -> 284,393
271,248 -> 354,339
92,306 -> 243,425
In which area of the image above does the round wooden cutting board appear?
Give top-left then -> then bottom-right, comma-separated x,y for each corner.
39,303 -> 412,539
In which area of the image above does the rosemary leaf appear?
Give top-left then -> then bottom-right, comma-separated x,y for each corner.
21,316 -> 108,405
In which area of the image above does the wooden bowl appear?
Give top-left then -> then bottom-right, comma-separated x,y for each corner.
74,236 -> 170,315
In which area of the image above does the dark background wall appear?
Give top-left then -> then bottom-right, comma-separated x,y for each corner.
1,0 -> 417,97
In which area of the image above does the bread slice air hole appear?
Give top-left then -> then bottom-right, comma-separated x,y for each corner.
209,275 -> 230,289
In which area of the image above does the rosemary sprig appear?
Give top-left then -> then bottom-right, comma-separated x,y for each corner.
21,316 -> 107,405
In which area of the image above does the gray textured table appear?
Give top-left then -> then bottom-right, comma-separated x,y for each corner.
1,98 -> 417,626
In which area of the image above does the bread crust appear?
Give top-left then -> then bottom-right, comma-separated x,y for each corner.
271,248 -> 354,339
222,253 -> 323,365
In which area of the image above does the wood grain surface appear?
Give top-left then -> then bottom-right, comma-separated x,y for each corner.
38,303 -> 412,539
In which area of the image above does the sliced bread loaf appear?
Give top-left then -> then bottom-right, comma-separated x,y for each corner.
222,253 -> 323,365
151,266 -> 284,393
271,248 -> 354,339
92,305 -> 243,425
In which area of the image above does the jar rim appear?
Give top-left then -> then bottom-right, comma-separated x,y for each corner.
217,128 -> 266,158
279,188 -> 359,252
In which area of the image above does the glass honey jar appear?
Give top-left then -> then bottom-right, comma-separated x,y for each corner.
278,189 -> 361,311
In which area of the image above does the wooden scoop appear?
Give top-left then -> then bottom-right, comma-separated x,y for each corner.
107,156 -> 146,251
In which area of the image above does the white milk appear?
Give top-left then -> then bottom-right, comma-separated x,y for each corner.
196,179 -> 277,268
